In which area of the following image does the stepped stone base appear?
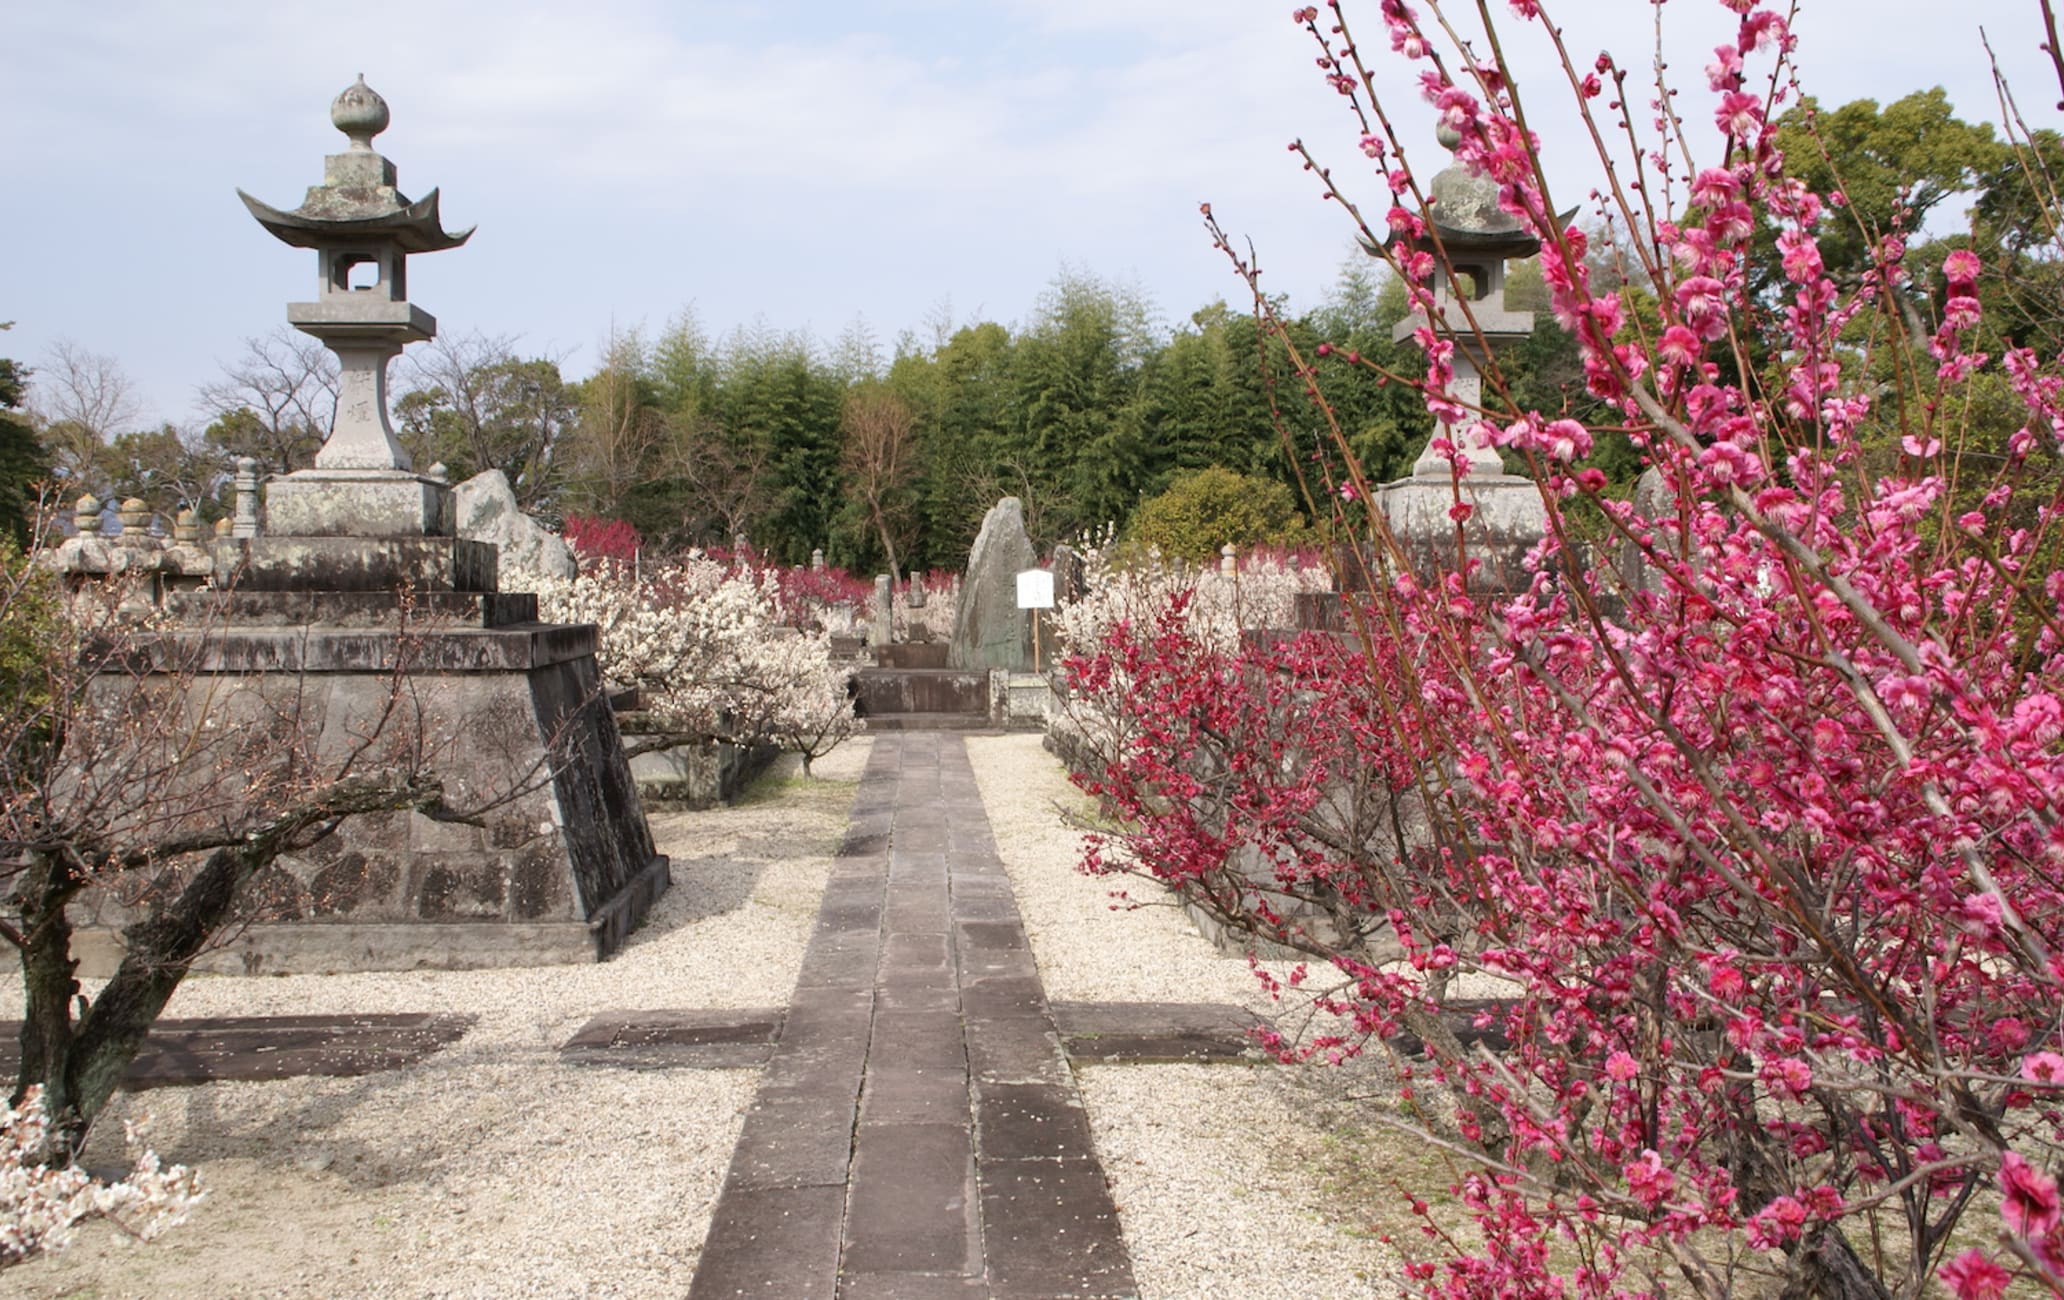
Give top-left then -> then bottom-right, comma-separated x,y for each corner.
213,536 -> 496,592
869,642 -> 951,670
65,522 -> 666,973
852,667 -> 988,716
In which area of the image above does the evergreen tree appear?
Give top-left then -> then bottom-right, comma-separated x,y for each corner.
0,348 -> 49,546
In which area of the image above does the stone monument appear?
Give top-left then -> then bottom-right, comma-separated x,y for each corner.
949,498 -> 1039,671
57,79 -> 666,973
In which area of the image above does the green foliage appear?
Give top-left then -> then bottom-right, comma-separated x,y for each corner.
1129,465 -> 1309,563
0,539 -> 63,779
394,350 -> 575,507
713,328 -> 845,565
103,425 -> 227,519
1964,128 -> 2064,355
0,355 -> 48,547
202,406 -> 321,480
1770,89 -> 2004,289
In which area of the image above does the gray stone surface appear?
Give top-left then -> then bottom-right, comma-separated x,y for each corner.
868,574 -> 894,648
1620,465 -> 1675,595
262,471 -> 454,539
852,668 -> 988,718
66,649 -> 667,975
453,469 -> 576,582
1049,1001 -> 1265,1064
560,1008 -> 785,1069
949,498 -> 1039,672
686,733 -> 1136,1298
0,1013 -> 472,1088
1375,471 -> 1549,595
213,535 -> 495,592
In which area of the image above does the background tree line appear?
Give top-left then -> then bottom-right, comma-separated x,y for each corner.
3,88 -> 2056,573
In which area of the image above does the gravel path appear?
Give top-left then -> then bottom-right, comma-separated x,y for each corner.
7,731 -> 1402,1298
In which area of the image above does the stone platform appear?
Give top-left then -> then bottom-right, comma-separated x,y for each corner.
64,535 -> 667,976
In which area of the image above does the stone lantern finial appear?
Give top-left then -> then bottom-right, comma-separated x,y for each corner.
331,74 -> 390,151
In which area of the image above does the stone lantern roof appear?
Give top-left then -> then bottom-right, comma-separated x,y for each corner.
1410,122 -> 1543,260
1389,122 -> 1557,348
236,76 -> 472,254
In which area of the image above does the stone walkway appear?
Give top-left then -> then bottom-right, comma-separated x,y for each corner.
686,731 -> 1139,1300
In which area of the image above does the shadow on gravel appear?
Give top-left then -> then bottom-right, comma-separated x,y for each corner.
639,756 -> 863,933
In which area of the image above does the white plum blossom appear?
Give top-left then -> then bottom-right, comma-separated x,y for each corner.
1051,540 -> 1332,758
2,1087 -> 203,1268
530,553 -> 857,767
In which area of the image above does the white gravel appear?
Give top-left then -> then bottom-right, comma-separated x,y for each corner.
964,732 -> 1396,1299
6,741 -> 871,1299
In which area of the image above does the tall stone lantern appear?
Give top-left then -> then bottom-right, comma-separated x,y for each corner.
36,78 -> 673,976
238,75 -> 471,536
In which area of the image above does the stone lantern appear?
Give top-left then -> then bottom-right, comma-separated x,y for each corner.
32,77 -> 675,976
1323,122 -> 1553,601
1390,122 -> 1548,478
238,75 -> 472,536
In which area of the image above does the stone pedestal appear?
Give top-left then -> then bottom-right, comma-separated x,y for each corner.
1375,468 -> 1548,595
263,471 -> 454,538
62,529 -> 668,975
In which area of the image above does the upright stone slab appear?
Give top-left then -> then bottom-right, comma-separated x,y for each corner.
949,497 -> 1039,672
1050,543 -> 1088,606
453,468 -> 576,582
867,574 -> 894,648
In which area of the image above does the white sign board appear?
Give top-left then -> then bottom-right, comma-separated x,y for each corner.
1015,568 -> 1055,610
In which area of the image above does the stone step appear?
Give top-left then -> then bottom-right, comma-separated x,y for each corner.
852,667 -> 988,716
0,1014 -> 473,1089
869,642 -> 952,670
163,589 -> 540,628
861,712 -> 996,732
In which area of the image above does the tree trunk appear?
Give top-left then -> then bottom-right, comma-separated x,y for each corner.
871,492 -> 903,588
1777,1224 -> 1895,1300
17,840 -> 269,1161
12,849 -> 86,1155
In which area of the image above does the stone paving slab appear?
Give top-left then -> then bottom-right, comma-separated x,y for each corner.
689,1184 -> 846,1299
729,1095 -> 860,1190
686,732 -> 1139,1299
560,1007 -> 784,1068
974,1082 -> 1101,1163
842,1121 -> 981,1275
0,1013 -> 472,1090
1048,1000 -> 1267,1064
978,1159 -> 1136,1300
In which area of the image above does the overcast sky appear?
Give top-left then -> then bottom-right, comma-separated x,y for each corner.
3,0 -> 2049,428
